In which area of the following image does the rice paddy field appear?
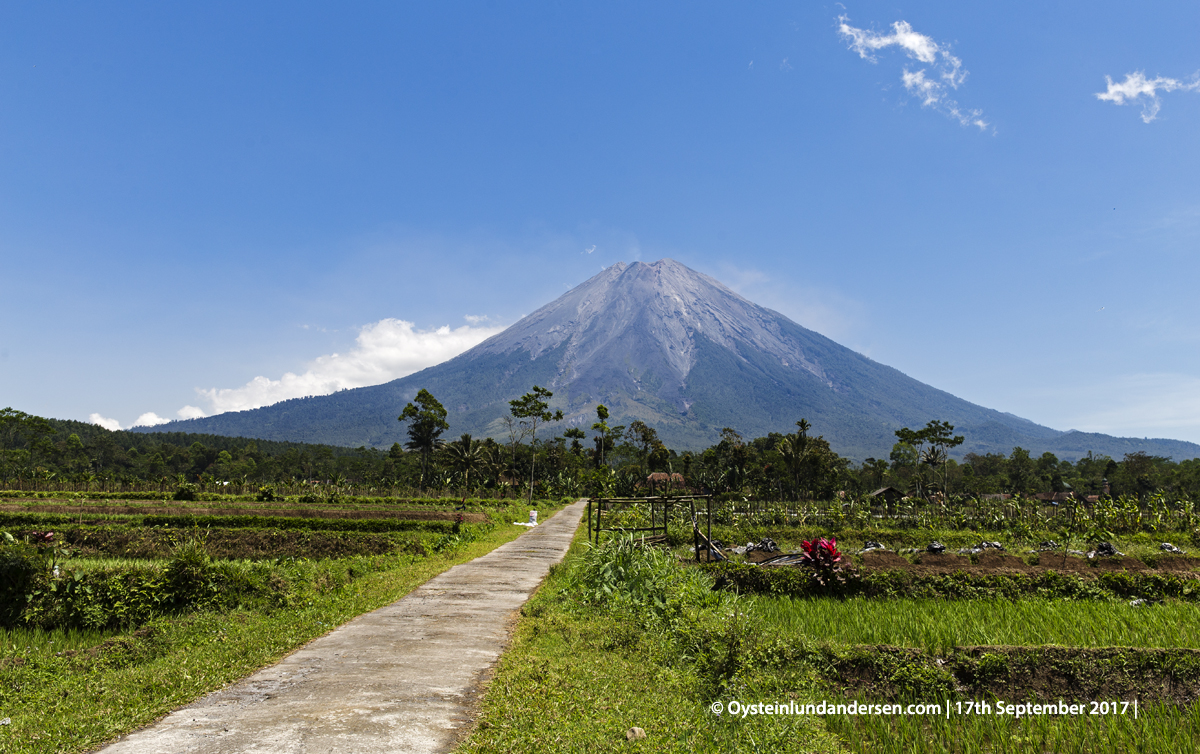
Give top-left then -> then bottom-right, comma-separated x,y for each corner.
753,596 -> 1200,653
460,498 -> 1200,753
730,517 -> 1200,752
0,492 -> 567,754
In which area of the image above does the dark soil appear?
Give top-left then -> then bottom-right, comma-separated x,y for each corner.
858,550 -> 1199,578
825,644 -> 1200,706
55,527 -> 422,559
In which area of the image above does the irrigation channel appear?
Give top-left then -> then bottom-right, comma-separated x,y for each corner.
95,500 -> 587,754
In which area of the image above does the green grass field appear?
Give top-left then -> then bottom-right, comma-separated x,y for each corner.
752,596 -> 1200,653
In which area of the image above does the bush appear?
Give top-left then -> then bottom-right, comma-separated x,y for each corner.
0,532 -> 47,626
173,483 -> 198,501
164,535 -> 217,608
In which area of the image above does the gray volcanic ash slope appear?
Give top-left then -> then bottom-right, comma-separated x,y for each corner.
144,259 -> 1200,461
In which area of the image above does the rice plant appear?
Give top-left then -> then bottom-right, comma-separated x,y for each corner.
752,596 -> 1200,652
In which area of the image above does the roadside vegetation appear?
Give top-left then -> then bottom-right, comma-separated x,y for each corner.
0,496 -> 565,754
460,498 -> 1200,753
5,392 -> 1200,752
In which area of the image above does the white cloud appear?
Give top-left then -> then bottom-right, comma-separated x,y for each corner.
177,406 -> 206,420
838,15 -> 988,130
1096,71 -> 1200,123
189,318 -> 505,415
463,314 -> 490,324
89,413 -> 122,431
132,412 -> 171,427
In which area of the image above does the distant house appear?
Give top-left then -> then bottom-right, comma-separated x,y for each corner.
1032,492 -> 1075,504
645,472 -> 685,490
868,487 -> 904,506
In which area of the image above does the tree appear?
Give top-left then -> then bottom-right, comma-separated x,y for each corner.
563,427 -> 586,456
443,433 -> 483,490
775,419 -> 813,500
625,421 -> 669,472
399,389 -> 449,490
861,457 -> 889,491
894,420 -> 963,498
591,404 -> 611,467
1006,447 -> 1034,494
509,386 -> 563,502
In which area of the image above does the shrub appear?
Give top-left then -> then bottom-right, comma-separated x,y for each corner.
164,535 -> 217,607
173,483 -> 198,501
0,532 -> 47,626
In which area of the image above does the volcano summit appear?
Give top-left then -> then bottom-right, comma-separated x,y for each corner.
150,259 -> 1200,461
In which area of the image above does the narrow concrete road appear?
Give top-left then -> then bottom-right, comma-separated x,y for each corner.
98,500 -> 586,754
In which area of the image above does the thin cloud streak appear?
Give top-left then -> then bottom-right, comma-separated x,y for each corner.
1030,373 -> 1200,445
1096,71 -> 1200,123
838,15 -> 988,130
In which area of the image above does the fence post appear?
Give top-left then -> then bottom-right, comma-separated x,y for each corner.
691,497 -> 698,562
706,496 -> 712,555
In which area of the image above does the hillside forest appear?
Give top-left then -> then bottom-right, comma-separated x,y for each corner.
3,393 -> 1199,502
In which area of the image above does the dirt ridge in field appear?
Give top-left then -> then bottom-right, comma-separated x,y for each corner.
859,550 -> 1200,577
828,643 -> 1200,705
0,503 -> 489,523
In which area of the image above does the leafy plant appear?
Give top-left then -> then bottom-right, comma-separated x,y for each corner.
799,536 -> 852,591
173,483 -> 198,501
0,531 -> 47,626
164,532 -> 217,607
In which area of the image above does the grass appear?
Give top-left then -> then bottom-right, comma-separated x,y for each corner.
456,534 -> 849,754
0,499 -> 568,754
460,527 -> 1200,752
752,596 -> 1200,653
0,626 -> 122,658
826,699 -> 1200,753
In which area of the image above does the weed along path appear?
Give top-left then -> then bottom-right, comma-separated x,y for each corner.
96,500 -> 587,754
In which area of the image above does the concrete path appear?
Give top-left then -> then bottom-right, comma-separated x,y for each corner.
98,500 -> 586,754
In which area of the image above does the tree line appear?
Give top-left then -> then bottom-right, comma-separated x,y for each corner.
2,402 -> 1198,502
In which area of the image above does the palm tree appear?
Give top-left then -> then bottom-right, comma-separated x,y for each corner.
776,419 -> 812,501
443,434 -> 484,492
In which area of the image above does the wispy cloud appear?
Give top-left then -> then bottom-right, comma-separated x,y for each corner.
838,15 -> 988,130
1026,373 -> 1200,445
1096,71 -> 1200,123
89,413 -> 122,431
188,317 -> 505,416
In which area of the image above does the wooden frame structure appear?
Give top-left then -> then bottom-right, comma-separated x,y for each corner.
586,495 -> 711,548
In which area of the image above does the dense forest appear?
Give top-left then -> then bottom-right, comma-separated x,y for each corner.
3,400 -> 1199,502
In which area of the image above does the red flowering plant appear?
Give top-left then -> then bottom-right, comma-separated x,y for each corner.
799,536 -> 849,591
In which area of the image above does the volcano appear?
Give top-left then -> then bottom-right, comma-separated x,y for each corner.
145,259 -> 1200,461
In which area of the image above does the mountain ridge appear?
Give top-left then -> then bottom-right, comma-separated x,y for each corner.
136,259 -> 1200,462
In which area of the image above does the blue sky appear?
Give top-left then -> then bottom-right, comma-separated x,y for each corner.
4,1 -> 1200,446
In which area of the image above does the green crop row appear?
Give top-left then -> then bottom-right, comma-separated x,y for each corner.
752,595 -> 1200,653
0,511 -> 460,533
